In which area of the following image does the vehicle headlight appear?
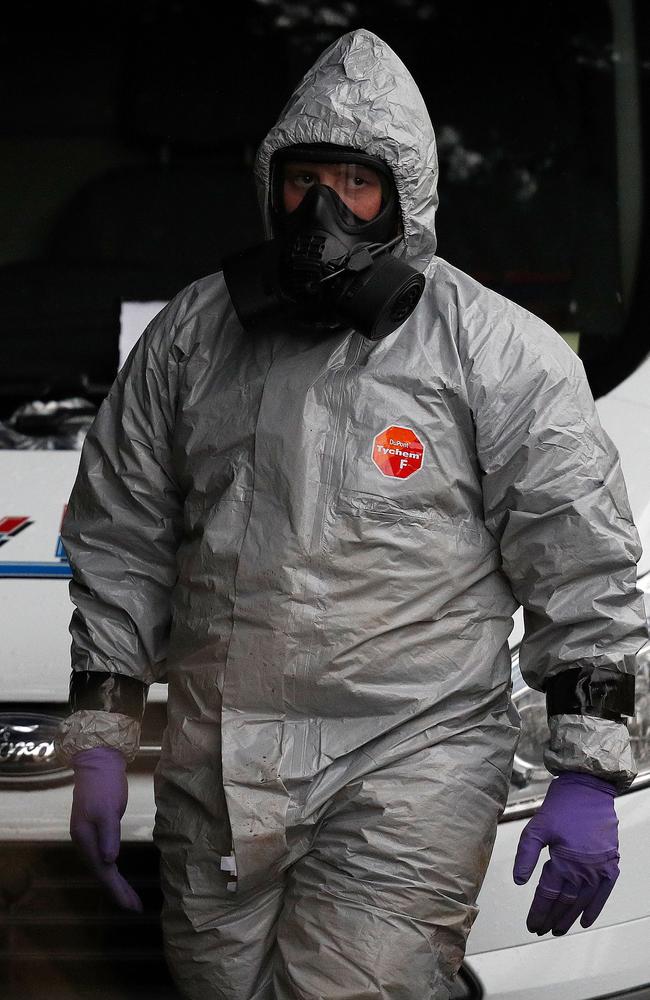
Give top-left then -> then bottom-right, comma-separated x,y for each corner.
502,572 -> 650,820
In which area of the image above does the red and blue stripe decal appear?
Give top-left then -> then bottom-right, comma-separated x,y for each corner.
0,562 -> 72,578
0,514 -> 72,579
0,516 -> 33,545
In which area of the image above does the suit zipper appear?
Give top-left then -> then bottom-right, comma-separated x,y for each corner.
317,332 -> 364,549
291,332 -> 363,781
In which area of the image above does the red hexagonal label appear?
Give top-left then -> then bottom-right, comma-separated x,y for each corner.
372,425 -> 425,479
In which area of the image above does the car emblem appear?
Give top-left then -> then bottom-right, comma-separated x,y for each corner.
0,713 -> 69,781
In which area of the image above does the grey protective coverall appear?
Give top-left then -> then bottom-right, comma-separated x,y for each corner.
57,29 -> 647,1000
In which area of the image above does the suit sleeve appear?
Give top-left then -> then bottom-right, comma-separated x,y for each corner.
459,291 -> 648,790
55,297 -> 186,762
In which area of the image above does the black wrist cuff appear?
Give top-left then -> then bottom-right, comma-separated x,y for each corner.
545,668 -> 635,723
69,671 -> 147,721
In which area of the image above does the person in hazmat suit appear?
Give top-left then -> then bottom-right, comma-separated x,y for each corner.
55,28 -> 648,1000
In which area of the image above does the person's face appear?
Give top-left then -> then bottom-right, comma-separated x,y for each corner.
282,161 -> 384,220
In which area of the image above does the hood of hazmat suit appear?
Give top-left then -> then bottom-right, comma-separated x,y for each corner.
57,28 -> 648,1000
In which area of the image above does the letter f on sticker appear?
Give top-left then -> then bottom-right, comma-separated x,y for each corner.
399,459 -> 408,470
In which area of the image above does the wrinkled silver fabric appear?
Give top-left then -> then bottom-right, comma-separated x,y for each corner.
60,27 -> 648,999
56,710 -> 140,764
545,713 -> 637,786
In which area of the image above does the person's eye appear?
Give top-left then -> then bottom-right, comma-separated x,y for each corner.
293,173 -> 315,187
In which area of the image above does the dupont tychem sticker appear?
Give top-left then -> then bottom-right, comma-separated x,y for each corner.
371,425 -> 425,479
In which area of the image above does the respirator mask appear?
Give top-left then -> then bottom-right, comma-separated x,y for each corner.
222,144 -> 425,341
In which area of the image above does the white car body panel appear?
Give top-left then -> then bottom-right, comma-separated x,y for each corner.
0,452 -> 165,703
467,914 -> 650,1000
596,353 -> 650,578
1,451 -> 83,702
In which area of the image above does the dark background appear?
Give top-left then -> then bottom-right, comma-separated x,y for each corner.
2,0 -> 649,419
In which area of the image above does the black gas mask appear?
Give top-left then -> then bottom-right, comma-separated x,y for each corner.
222,145 -> 425,341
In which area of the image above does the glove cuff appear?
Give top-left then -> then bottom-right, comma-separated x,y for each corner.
71,747 -> 128,773
555,771 -> 618,798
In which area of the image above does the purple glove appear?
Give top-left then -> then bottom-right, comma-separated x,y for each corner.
70,747 -> 143,912
513,771 -> 620,936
